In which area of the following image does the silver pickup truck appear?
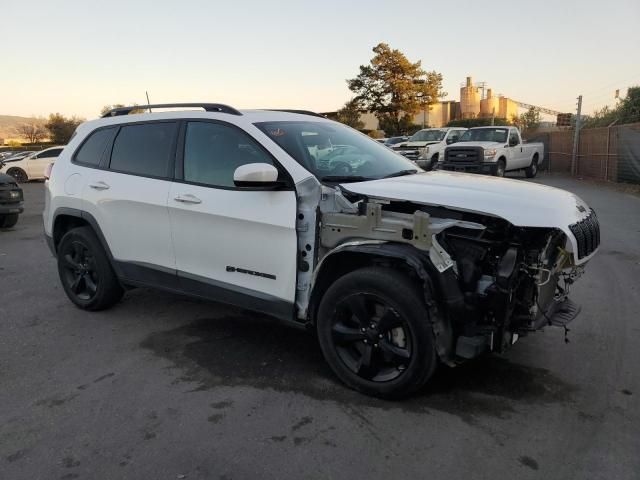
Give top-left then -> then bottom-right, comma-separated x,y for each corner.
439,126 -> 544,177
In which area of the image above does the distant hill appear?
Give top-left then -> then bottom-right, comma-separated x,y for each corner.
0,115 -> 47,141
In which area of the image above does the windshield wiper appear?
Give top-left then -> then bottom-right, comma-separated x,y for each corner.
320,175 -> 374,183
383,169 -> 419,179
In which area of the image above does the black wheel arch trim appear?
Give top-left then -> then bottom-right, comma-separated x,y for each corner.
50,207 -> 122,276
311,242 -> 455,364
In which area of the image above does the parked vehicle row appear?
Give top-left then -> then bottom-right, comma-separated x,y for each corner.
0,147 -> 64,183
44,103 -> 597,398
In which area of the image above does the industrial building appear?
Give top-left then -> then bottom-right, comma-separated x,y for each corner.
340,76 -> 525,131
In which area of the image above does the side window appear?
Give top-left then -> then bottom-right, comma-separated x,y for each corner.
74,128 -> 115,166
448,131 -> 461,142
36,148 -> 62,159
110,122 -> 177,178
183,122 -> 275,188
509,130 -> 520,145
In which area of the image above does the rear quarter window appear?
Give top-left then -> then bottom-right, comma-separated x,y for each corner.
74,128 -> 116,166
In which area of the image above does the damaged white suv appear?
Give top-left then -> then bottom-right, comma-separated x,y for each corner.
44,104 -> 600,398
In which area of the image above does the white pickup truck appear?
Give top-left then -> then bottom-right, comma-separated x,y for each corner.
439,126 -> 544,177
393,127 -> 467,170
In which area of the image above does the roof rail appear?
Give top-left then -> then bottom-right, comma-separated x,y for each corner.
101,103 -> 243,118
266,109 -> 326,118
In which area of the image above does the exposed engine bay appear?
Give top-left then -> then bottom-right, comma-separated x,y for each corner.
295,179 -> 595,364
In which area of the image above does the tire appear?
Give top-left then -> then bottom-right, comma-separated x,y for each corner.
494,159 -> 506,177
57,226 -> 123,311
525,156 -> 539,178
0,214 -> 19,228
316,267 -> 437,399
7,168 -> 27,183
429,153 -> 439,171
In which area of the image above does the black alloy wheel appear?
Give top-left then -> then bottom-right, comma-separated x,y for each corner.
317,267 -> 437,398
331,293 -> 412,382
56,226 -> 123,310
60,240 -> 99,301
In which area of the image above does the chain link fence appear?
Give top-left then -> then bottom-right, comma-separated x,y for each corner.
533,122 -> 640,184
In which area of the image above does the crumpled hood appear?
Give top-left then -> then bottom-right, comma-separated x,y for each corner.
342,171 -> 591,230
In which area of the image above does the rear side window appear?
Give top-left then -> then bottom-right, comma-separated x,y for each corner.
39,148 -> 63,159
109,122 -> 177,178
74,128 -> 115,166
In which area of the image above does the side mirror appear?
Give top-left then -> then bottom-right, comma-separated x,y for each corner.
446,137 -> 456,145
509,138 -> 519,147
233,163 -> 281,188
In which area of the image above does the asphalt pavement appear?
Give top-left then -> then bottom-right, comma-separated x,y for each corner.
1,174 -> 639,480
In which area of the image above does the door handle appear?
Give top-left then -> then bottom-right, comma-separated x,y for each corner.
174,194 -> 202,204
89,181 -> 110,190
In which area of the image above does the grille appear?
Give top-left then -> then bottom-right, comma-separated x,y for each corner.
569,209 -> 601,259
444,147 -> 482,163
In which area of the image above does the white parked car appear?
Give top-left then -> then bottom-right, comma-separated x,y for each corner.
393,128 -> 467,169
43,103 -> 599,398
0,146 -> 64,182
440,126 -> 544,177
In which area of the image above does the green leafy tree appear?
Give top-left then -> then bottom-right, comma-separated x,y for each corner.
617,86 -> 640,124
512,107 -> 541,133
45,113 -> 83,144
335,99 -> 365,129
347,43 -> 445,136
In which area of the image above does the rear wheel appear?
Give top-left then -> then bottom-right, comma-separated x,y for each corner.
494,159 -> 506,177
316,267 -> 437,398
57,226 -> 123,311
525,156 -> 539,178
7,168 -> 27,183
0,214 -> 19,228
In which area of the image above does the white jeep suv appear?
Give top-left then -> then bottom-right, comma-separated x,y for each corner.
44,103 -> 600,398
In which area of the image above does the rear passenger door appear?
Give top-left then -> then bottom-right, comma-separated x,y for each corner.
81,121 -> 178,283
168,120 -> 298,318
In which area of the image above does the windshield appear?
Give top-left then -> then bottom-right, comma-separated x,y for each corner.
459,128 -> 508,143
410,130 -> 446,142
255,121 -> 420,182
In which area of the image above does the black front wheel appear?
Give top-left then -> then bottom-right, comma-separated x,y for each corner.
57,226 -> 123,311
494,159 -> 506,177
317,267 -> 437,398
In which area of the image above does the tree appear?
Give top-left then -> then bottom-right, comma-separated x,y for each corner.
335,99 -> 364,129
512,107 -> 540,133
617,86 -> 640,124
16,122 -> 47,144
45,113 -> 84,144
347,43 -> 445,135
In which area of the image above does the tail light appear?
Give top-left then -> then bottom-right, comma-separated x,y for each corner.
44,162 -> 54,180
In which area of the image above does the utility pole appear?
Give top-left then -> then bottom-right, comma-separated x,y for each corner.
571,95 -> 582,175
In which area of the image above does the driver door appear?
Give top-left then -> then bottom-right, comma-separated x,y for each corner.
168,120 -> 298,317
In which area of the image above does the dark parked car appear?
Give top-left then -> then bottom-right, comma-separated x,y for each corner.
0,172 -> 24,228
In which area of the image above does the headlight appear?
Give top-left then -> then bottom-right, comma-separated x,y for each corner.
418,147 -> 427,159
484,148 -> 497,159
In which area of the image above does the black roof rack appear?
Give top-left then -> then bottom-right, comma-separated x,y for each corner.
266,109 -> 326,118
101,103 -> 242,118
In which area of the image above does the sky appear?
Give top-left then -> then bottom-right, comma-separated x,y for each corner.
1,0 -> 639,120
